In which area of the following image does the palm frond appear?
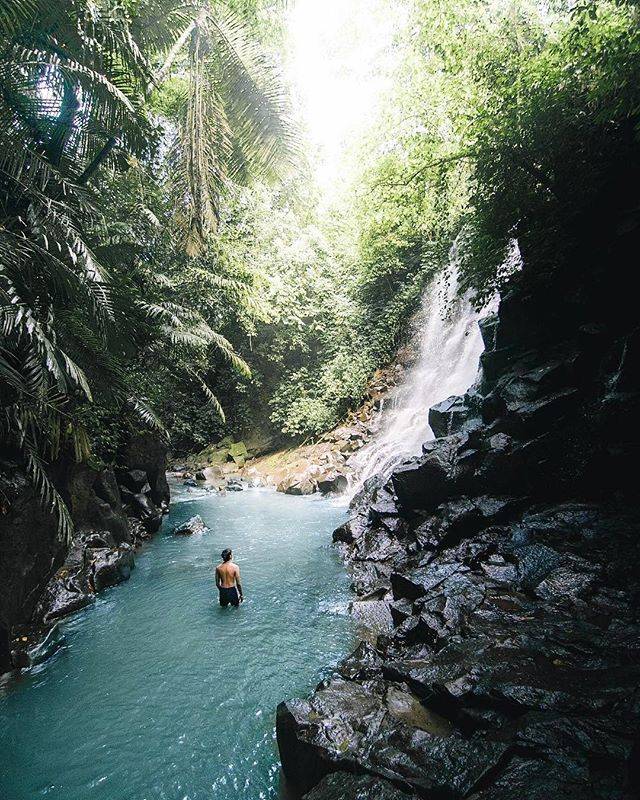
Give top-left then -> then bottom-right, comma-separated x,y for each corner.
208,8 -> 298,182
167,6 -> 297,255
206,329 -> 251,377
185,367 -> 225,422
127,396 -> 168,436
0,0 -> 38,38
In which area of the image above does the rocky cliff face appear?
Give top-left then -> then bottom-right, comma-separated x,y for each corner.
0,433 -> 170,674
277,229 -> 640,799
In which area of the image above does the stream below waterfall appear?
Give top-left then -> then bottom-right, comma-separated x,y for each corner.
0,489 -> 355,800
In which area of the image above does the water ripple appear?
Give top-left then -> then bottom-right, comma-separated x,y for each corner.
0,490 -> 356,800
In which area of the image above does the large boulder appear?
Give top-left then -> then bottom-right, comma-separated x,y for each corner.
429,393 -> 481,439
128,492 -> 162,533
116,468 -> 148,494
277,677 -> 508,798
61,463 -> 130,544
228,441 -> 248,467
277,475 -> 317,495
91,544 -> 135,592
317,473 -> 348,495
0,459 -> 65,671
37,549 -> 95,622
34,529 -> 141,624
333,517 -> 366,545
392,438 -> 462,511
173,515 -> 208,536
121,432 -> 170,509
35,535 -> 92,622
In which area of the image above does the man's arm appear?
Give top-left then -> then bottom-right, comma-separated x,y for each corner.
235,566 -> 244,601
215,566 -> 221,589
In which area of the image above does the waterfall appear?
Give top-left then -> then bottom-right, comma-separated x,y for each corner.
348,259 -> 497,497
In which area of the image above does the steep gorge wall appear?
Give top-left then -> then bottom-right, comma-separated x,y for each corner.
276,217 -> 640,798
0,433 -> 170,673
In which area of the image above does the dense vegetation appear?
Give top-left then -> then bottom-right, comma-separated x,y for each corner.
0,0 -> 293,531
232,0 -> 640,441
1,0 -> 639,531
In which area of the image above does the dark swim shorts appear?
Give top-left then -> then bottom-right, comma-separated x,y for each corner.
219,586 -> 240,607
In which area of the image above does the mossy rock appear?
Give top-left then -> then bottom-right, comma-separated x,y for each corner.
232,454 -> 246,467
228,441 -> 248,458
219,435 -> 234,447
207,450 -> 229,465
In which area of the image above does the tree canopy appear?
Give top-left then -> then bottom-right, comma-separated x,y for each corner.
2,0 -> 639,530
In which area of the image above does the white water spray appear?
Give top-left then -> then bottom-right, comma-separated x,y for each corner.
349,259 -> 496,497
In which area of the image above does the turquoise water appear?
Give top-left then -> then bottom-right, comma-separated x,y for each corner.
0,488 -> 354,800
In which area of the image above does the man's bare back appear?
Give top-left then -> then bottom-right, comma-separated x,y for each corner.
215,548 -> 243,606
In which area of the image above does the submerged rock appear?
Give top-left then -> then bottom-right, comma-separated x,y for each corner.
172,515 -> 208,535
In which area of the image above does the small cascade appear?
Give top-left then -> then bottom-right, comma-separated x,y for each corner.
348,259 -> 496,498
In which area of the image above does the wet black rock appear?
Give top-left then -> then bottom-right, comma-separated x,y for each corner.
1,431 -> 171,674
278,676 -> 506,797
91,544 -> 135,592
0,625 -> 11,673
33,531 -> 139,622
0,458 -> 66,669
10,623 -> 63,670
302,772 -> 419,800
38,575 -> 95,622
393,438 -> 462,511
128,491 -> 162,533
57,464 -> 130,544
278,224 -> 640,798
172,515 -> 208,535
429,392 -> 481,438
121,432 -> 170,509
117,468 -> 149,494
317,474 -> 348,495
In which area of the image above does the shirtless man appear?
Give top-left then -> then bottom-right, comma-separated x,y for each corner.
215,548 -> 244,607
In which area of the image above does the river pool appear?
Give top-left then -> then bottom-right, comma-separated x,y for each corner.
0,488 -> 355,800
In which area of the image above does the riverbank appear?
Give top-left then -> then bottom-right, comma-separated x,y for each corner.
276,225 -> 640,798
0,433 -> 170,674
169,355 -> 416,498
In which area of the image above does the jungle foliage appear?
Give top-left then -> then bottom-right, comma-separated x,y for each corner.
1,0 -> 639,526
260,0 -> 640,438
0,0 -> 293,533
